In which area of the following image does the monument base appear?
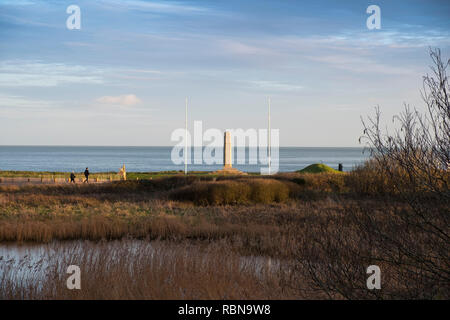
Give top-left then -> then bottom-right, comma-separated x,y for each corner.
211,167 -> 248,175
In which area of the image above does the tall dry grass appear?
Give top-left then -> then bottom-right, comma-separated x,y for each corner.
170,178 -> 294,205
0,240 -> 306,300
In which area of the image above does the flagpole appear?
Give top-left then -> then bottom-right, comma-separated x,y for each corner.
268,97 -> 271,175
185,97 -> 188,175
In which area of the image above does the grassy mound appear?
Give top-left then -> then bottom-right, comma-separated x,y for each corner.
297,163 -> 341,174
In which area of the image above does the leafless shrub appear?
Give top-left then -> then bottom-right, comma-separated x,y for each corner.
296,48 -> 450,299
361,48 -> 449,197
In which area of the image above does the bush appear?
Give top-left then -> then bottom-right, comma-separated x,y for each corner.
344,160 -> 398,195
296,173 -> 347,194
170,178 -> 292,205
291,177 -> 306,186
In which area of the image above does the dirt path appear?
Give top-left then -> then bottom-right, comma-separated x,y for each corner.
0,177 -> 111,186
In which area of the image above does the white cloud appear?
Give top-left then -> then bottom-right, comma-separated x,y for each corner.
306,54 -> 415,75
0,93 -> 58,109
0,0 -> 36,6
0,60 -> 104,87
0,93 -> 64,119
96,94 -> 141,106
0,60 -> 166,88
99,0 -> 209,14
219,39 -> 276,56
247,80 -> 303,92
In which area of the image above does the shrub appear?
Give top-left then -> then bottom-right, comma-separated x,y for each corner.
297,173 -> 347,194
170,179 -> 291,205
344,160 -> 396,195
291,177 -> 306,186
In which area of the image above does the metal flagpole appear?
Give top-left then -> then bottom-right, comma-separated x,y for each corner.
185,97 -> 188,175
268,97 -> 271,175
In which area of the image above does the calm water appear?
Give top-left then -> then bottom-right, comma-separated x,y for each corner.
0,240 -> 281,293
0,146 -> 369,172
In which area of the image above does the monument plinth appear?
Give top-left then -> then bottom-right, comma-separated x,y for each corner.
212,131 -> 247,175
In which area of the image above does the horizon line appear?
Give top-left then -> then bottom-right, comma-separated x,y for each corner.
0,144 -> 366,148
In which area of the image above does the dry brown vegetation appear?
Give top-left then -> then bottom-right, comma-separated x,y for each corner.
0,241 -> 305,300
0,175 -> 353,249
0,169 -> 447,299
170,178 -> 294,205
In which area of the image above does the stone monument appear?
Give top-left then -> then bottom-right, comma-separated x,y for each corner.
212,131 -> 247,175
223,131 -> 232,169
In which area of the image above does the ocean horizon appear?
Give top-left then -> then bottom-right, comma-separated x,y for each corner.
0,146 -> 370,173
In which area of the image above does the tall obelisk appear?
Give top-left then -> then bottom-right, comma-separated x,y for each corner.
212,131 -> 246,175
223,131 -> 232,169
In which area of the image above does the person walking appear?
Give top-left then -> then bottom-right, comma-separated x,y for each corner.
70,171 -> 76,183
84,167 -> 90,183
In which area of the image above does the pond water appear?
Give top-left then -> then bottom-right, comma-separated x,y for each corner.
0,240 -> 283,297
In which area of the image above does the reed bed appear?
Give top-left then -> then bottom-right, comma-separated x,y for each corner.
0,240 -> 306,300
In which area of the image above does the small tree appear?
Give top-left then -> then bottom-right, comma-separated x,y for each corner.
295,48 -> 449,299
359,48 -> 449,298
361,48 -> 449,197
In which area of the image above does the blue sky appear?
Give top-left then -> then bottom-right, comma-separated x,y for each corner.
0,0 -> 449,146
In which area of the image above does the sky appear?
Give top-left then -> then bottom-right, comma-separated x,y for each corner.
0,0 -> 449,147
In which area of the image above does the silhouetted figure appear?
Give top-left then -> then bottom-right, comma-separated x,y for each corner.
70,172 -> 76,183
84,167 -> 90,183
338,163 -> 343,172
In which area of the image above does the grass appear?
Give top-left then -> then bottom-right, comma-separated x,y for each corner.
297,163 -> 342,174
0,170 -> 191,180
0,170 -> 260,181
0,166 -> 447,299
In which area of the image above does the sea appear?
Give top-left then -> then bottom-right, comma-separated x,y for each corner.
0,146 -> 370,173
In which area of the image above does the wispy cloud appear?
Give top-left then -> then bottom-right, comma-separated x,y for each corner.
0,60 -> 167,88
219,39 -> 277,56
321,29 -> 450,49
0,93 -> 64,120
98,0 -> 210,14
306,54 -> 415,75
247,80 -> 303,92
96,94 -> 141,106
0,0 -> 36,6
0,60 -> 105,87
0,93 -> 59,109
